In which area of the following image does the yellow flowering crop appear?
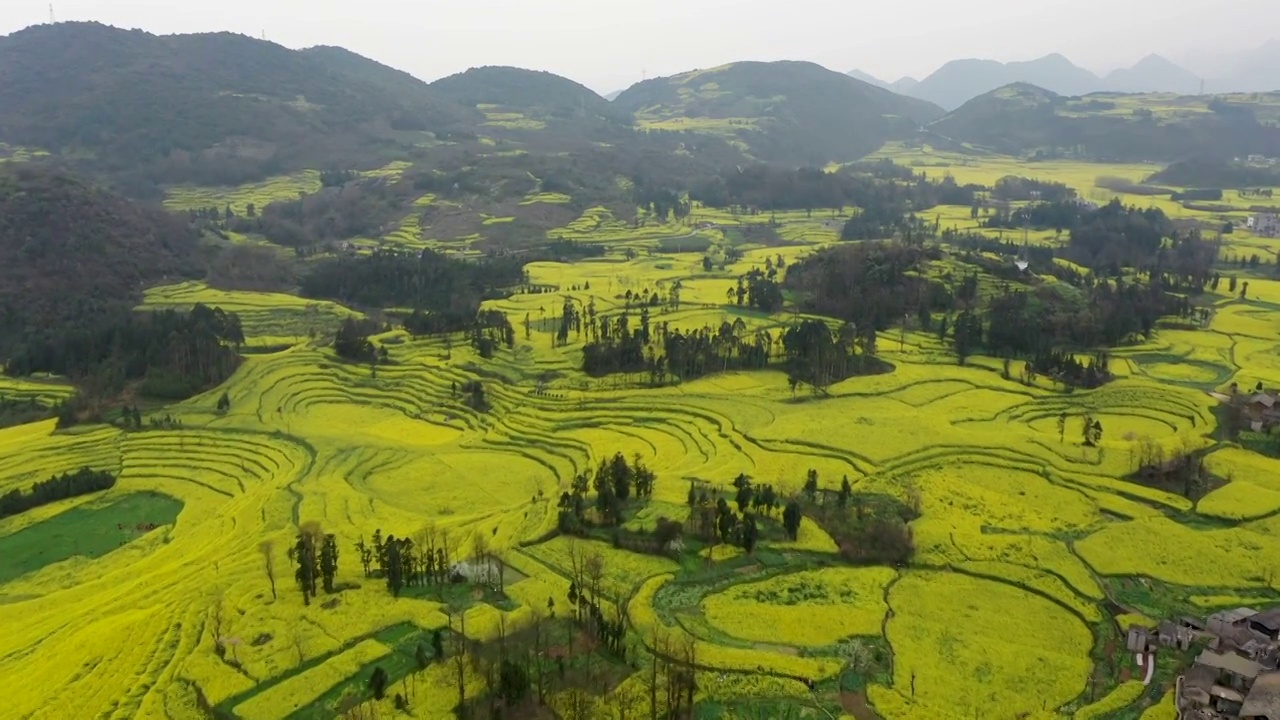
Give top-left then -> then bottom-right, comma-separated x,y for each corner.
1074,681 -> 1145,719
701,567 -> 894,646
232,640 -> 389,720
876,572 -> 1092,720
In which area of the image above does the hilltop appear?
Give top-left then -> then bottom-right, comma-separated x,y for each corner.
0,22 -> 480,194
429,66 -> 620,120
928,83 -> 1280,161
0,166 -> 200,357
615,60 -> 944,165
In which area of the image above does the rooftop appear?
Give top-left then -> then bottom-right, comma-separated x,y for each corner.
1241,672 -> 1280,717
1251,608 -> 1280,632
1213,607 -> 1261,624
1197,650 -> 1265,679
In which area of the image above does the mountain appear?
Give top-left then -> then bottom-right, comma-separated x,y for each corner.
604,90 -> 624,102
615,61 -> 944,165
0,22 -> 480,194
0,166 -> 201,357
909,54 -> 1102,110
928,83 -> 1280,162
1105,55 -> 1201,95
1216,40 -> 1280,92
890,77 -> 920,95
846,69 -> 890,89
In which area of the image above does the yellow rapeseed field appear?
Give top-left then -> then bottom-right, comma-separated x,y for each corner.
701,567 -> 895,646
9,147 -> 1280,718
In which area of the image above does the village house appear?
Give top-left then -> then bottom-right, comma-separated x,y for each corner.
1214,386 -> 1280,433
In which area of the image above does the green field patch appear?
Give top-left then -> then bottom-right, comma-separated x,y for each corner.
0,492 -> 182,584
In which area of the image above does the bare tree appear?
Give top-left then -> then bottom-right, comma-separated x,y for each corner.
491,548 -> 507,595
450,611 -> 469,715
471,531 -> 490,584
259,539 -> 277,600
291,630 -> 307,663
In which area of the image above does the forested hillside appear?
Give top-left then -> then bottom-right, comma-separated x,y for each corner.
929,83 -> 1280,160
0,22 -> 480,194
615,61 -> 944,165
0,167 -> 200,359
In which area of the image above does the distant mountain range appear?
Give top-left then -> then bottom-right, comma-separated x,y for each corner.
850,45 -> 1278,110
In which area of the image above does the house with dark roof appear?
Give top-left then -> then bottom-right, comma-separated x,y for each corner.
1250,610 -> 1280,643
1242,671 -> 1280,720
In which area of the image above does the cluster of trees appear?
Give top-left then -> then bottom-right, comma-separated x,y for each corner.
687,475 -> 784,555
333,318 -> 387,363
581,312 -> 887,394
981,280 -> 1186,360
300,250 -> 525,319
728,268 -> 784,313
5,305 -> 245,401
979,199 -> 1087,232
557,452 -> 657,532
950,278 -> 1191,382
1065,201 -> 1215,282
236,176 -> 421,248
990,176 -> 1076,202
0,467 -> 115,519
467,310 -> 516,359
798,472 -> 919,566
354,527 -> 472,598
287,522 -> 340,606
785,242 -> 948,333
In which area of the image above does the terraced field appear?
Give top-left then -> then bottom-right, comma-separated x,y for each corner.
5,150 -> 1280,719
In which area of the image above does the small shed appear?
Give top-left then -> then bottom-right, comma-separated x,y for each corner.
1127,626 -> 1155,653
1158,620 -> 1195,650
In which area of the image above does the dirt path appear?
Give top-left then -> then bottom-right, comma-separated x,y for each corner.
840,690 -> 885,720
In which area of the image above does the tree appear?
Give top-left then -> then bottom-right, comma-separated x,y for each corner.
289,522 -> 323,605
216,392 -> 231,413
783,501 -> 802,540
369,666 -> 389,701
803,469 -> 819,501
838,476 -> 852,509
320,534 -> 339,593
734,484 -> 753,514
740,513 -> 759,554
432,629 -> 445,660
498,659 -> 530,707
415,642 -> 430,671
1057,412 -> 1066,444
356,535 -> 373,578
259,540 -> 277,600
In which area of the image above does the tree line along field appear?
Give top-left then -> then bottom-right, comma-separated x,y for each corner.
3,147 -> 1280,720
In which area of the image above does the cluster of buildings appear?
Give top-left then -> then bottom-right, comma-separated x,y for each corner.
1128,606 -> 1280,719
1247,213 -> 1279,238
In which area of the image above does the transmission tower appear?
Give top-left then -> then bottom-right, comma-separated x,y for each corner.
49,4 -> 55,23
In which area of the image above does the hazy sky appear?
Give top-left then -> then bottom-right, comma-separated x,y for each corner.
2,0 -> 1276,92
